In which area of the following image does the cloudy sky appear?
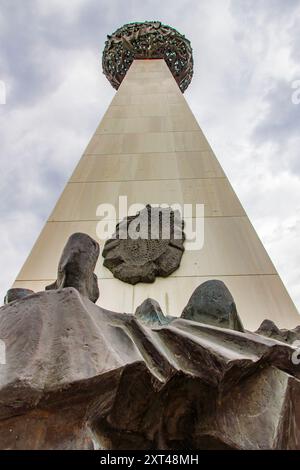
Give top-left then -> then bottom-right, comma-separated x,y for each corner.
0,0 -> 300,310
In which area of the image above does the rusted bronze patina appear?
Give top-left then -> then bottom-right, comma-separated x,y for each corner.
1,233 -> 300,449
102,21 -> 193,92
102,205 -> 185,285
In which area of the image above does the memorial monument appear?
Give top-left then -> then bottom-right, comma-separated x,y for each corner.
0,21 -> 299,450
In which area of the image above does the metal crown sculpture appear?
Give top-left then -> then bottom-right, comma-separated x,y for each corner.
102,21 -> 193,92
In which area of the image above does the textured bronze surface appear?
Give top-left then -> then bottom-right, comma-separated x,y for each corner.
102,21 -> 193,92
102,205 -> 185,284
46,232 -> 99,303
0,287 -> 299,449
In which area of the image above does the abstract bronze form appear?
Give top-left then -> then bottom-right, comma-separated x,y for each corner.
102,205 -> 185,284
13,21 -> 300,330
1,233 -> 299,450
102,21 -> 193,92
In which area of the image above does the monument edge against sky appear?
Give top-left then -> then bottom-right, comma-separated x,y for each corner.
11,20 -> 300,331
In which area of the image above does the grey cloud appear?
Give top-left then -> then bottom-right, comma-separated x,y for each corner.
251,81 -> 300,175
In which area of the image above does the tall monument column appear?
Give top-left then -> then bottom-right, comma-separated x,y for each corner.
13,22 -> 299,331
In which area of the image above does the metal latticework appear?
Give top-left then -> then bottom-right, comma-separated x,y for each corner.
102,21 -> 193,92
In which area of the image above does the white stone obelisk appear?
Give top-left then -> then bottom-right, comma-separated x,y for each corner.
14,58 -> 299,331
